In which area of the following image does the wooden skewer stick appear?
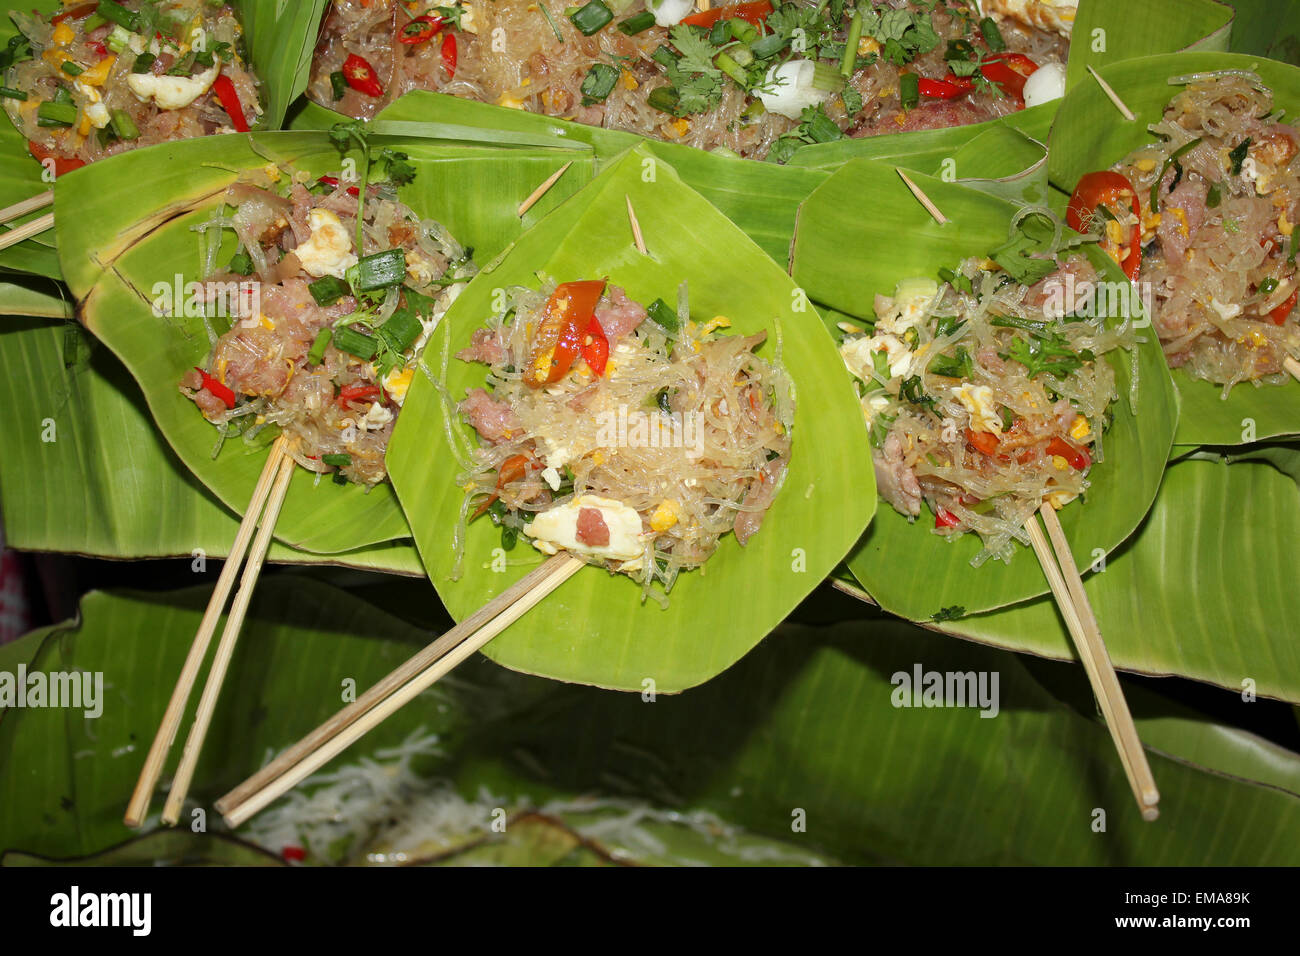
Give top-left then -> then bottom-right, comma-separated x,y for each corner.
0,211 -> 54,251
627,195 -> 648,255
124,437 -> 289,828
160,446 -> 298,826
1087,65 -> 1136,121
0,189 -> 53,227
897,169 -> 948,225
517,160 -> 573,217
1027,505 -> 1159,821
220,554 -> 586,828
215,552 -> 583,816
1284,356 -> 1300,383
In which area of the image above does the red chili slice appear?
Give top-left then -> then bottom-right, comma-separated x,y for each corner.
680,0 -> 773,28
1066,171 -> 1143,281
1268,288 -> 1297,326
472,453 -> 533,519
212,73 -> 250,133
52,3 -> 98,24
343,53 -> 384,97
399,14 -> 444,44
441,33 -> 458,79
525,279 -> 608,387
27,141 -> 85,178
337,383 -> 382,407
919,76 -> 974,99
965,428 -> 1000,456
194,367 -> 236,409
317,175 -> 361,198
935,507 -> 960,529
1046,436 -> 1091,471
580,316 -> 610,377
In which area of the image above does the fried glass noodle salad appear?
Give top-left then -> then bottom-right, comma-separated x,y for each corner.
841,249 -> 1134,566
308,0 -> 1069,163
1068,72 -> 1299,393
451,279 -> 794,601
178,151 -> 476,487
4,1 -> 261,172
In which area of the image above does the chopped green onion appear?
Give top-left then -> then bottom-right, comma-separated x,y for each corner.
841,12 -> 863,77
646,297 -> 678,333
60,61 -> 84,77
979,17 -> 1006,53
714,52 -> 748,88
1229,137 -> 1252,176
36,101 -> 78,128
1149,137 -> 1202,212
97,0 -> 140,30
651,45 -> 678,70
228,251 -> 254,276
307,329 -> 332,365
109,108 -> 139,140
353,249 -> 407,293
617,11 -> 656,34
569,0 -> 613,36
330,70 -> 347,101
749,32 -> 785,59
1259,277 -> 1280,296
332,325 -> 378,360
105,24 -> 134,55
378,307 -> 423,353
132,52 -> 156,74
580,62 -> 619,105
729,45 -> 754,68
322,453 -> 352,467
647,86 -> 680,114
899,72 -> 919,111
0,87 -> 27,101
308,276 -> 350,307
810,61 -> 844,93
1206,181 -> 1222,208
729,19 -> 758,44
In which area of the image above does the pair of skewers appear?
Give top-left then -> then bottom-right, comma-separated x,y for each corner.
0,189 -> 53,252
899,166 -> 1160,820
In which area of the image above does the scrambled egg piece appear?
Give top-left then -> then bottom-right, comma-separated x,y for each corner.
876,277 -> 939,336
296,209 -> 358,280
127,63 -> 219,111
382,367 -> 415,407
953,383 -> 1000,434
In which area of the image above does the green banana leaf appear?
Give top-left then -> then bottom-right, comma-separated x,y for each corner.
0,316 -> 425,571
936,447 -> 1300,704
54,129 -> 592,554
1227,0 -> 1300,64
387,146 -> 875,692
0,270 -> 68,317
1064,0 -> 1232,90
790,158 -> 1178,619
1048,51 -> 1300,447
3,583 -> 1299,865
0,0 -> 330,278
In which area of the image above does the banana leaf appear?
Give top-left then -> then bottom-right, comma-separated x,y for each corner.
54,129 -> 592,554
0,316 -> 425,571
0,0 -> 330,278
1064,0 -> 1233,90
935,448 -> 1300,703
386,146 -> 875,692
790,158 -> 1178,619
3,583 -> 1299,865
1048,51 -> 1300,447
0,270 -> 68,317
1227,0 -> 1300,65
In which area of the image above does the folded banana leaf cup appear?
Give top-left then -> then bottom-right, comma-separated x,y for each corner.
0,0 -> 330,278
54,128 -> 592,554
386,145 -> 875,693
1049,50 -> 1300,447
790,157 -> 1178,622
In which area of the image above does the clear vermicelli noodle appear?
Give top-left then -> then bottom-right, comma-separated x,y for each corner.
1079,73 -> 1299,393
308,0 -> 1069,162
179,152 -> 476,487
841,249 -> 1133,566
455,280 -> 794,599
5,1 -> 262,170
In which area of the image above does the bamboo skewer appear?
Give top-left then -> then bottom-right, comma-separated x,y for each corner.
0,211 -> 54,251
160,445 -> 297,825
123,436 -> 290,828
517,160 -> 573,217
897,169 -> 948,225
214,551 -> 583,816
626,195 -> 648,254
0,189 -> 52,226
220,553 -> 585,827
1087,65 -> 1136,121
1028,506 -> 1159,821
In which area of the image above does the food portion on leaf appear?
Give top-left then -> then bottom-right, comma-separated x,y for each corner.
3,1 -> 263,174
307,0 -> 1067,162
1065,71 -> 1298,394
839,220 -> 1134,567
179,124 -> 476,487
455,278 -> 794,600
